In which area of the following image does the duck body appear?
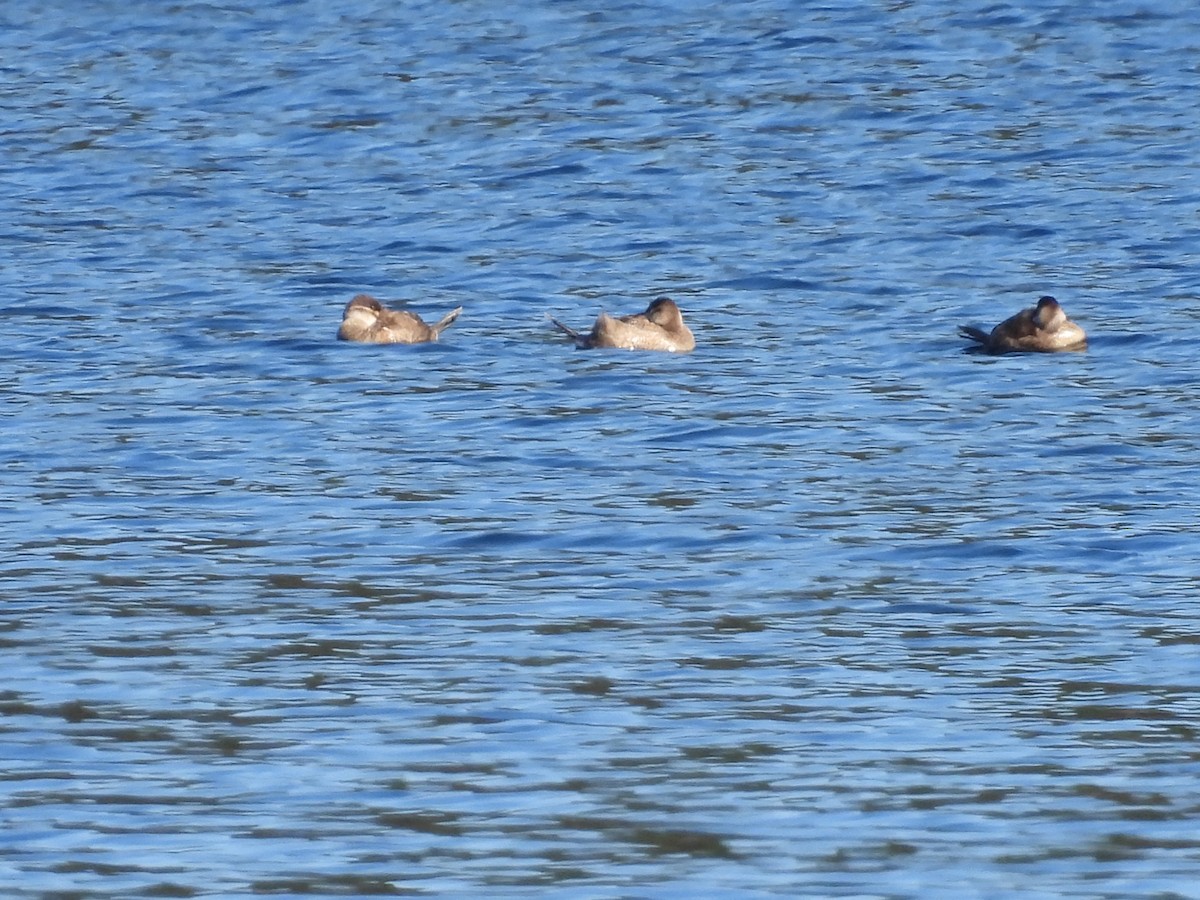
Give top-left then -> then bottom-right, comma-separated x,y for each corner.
550,297 -> 695,353
337,294 -> 462,344
959,295 -> 1086,353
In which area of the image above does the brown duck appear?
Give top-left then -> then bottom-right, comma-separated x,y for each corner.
550,297 -> 695,353
959,295 -> 1086,353
337,294 -> 462,344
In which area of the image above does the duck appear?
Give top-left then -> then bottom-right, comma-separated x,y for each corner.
959,295 -> 1086,353
337,294 -> 462,344
549,297 -> 695,353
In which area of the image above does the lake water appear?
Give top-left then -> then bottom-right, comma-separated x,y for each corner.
3,0 -> 1200,897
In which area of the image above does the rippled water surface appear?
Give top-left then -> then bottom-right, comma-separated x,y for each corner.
4,1 -> 1200,897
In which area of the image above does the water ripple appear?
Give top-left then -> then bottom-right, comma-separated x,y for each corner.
3,0 -> 1200,897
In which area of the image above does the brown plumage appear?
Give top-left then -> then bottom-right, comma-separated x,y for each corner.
337,294 -> 462,344
959,295 -> 1086,353
549,297 -> 695,353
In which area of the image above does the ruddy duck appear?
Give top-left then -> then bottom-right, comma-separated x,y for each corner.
959,295 -> 1086,353
549,297 -> 695,353
337,294 -> 462,344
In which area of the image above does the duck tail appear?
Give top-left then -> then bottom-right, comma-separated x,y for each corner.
958,325 -> 989,345
548,314 -> 582,344
432,306 -> 463,336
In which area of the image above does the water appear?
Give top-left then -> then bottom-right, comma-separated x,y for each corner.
3,0 -> 1200,896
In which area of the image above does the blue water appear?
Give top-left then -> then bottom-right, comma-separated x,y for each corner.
3,1 -> 1200,897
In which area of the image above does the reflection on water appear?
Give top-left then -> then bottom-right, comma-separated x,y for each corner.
4,0 -> 1200,896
